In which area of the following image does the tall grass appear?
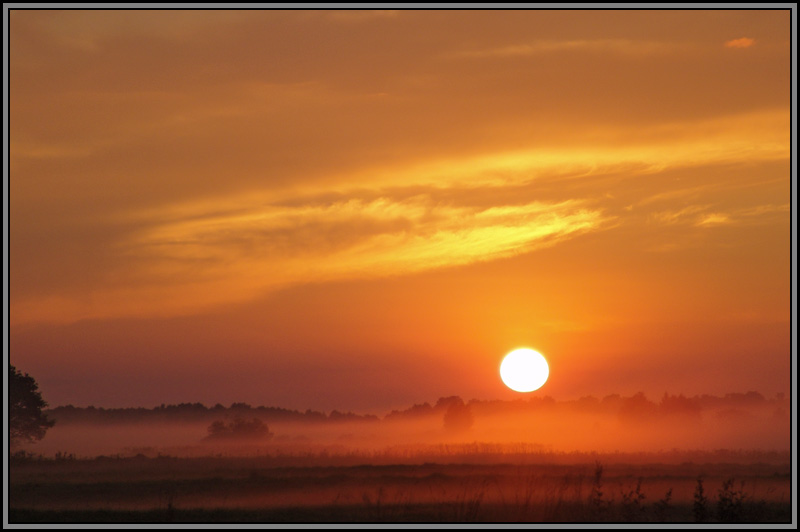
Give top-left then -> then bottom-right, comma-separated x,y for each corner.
10,455 -> 791,523
354,464 -> 786,523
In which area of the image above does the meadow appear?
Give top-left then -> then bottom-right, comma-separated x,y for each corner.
9,445 -> 792,524
9,394 -> 793,524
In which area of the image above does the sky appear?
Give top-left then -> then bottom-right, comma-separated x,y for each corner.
7,9 -> 793,414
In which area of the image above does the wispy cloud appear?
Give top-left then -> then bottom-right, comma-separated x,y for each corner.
127,196 -> 606,290
650,203 -> 788,229
11,197 -> 607,325
449,39 -> 683,59
725,37 -> 755,48
695,213 -> 732,227
650,205 -> 711,226
11,105 -> 787,326
341,109 -> 790,194
738,203 -> 790,217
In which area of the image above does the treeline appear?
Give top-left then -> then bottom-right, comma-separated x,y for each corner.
46,390 -> 786,426
46,402 -> 380,425
385,391 -> 788,423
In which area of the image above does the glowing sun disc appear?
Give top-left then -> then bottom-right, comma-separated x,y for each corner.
500,348 -> 549,392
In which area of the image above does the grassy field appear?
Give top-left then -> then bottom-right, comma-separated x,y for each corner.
8,450 -> 792,524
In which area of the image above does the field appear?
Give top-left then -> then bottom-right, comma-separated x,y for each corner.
8,445 -> 792,524
8,397 -> 795,525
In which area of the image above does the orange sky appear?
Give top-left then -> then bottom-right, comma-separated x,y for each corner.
8,9 -> 793,413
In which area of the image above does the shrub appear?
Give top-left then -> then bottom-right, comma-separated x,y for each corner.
717,478 -> 746,522
693,476 -> 708,523
653,487 -> 672,522
588,462 -> 608,519
620,477 -> 646,521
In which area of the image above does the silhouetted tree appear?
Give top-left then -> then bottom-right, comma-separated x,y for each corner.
435,396 -> 465,411
660,392 -> 702,418
442,397 -> 474,433
9,365 -> 55,447
618,392 -> 658,422
384,402 -> 434,421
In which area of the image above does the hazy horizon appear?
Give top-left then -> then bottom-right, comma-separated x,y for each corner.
34,387 -> 788,415
18,389 -> 788,459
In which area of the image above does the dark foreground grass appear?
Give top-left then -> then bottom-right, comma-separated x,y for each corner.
9,500 -> 793,524
9,455 -> 792,524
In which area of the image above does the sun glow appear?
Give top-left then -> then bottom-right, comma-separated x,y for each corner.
500,348 -> 550,392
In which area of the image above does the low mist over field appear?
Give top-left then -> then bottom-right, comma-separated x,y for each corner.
10,391 -> 792,524
23,391 -> 789,459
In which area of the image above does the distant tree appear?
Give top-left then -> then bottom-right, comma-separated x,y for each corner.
434,396 -> 465,411
204,417 -> 273,441
442,398 -> 474,433
303,409 -> 327,422
618,392 -> 658,422
384,402 -> 434,421
660,392 -> 702,418
9,365 -> 55,447
207,420 -> 227,436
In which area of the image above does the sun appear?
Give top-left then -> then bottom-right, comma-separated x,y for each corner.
500,348 -> 550,392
